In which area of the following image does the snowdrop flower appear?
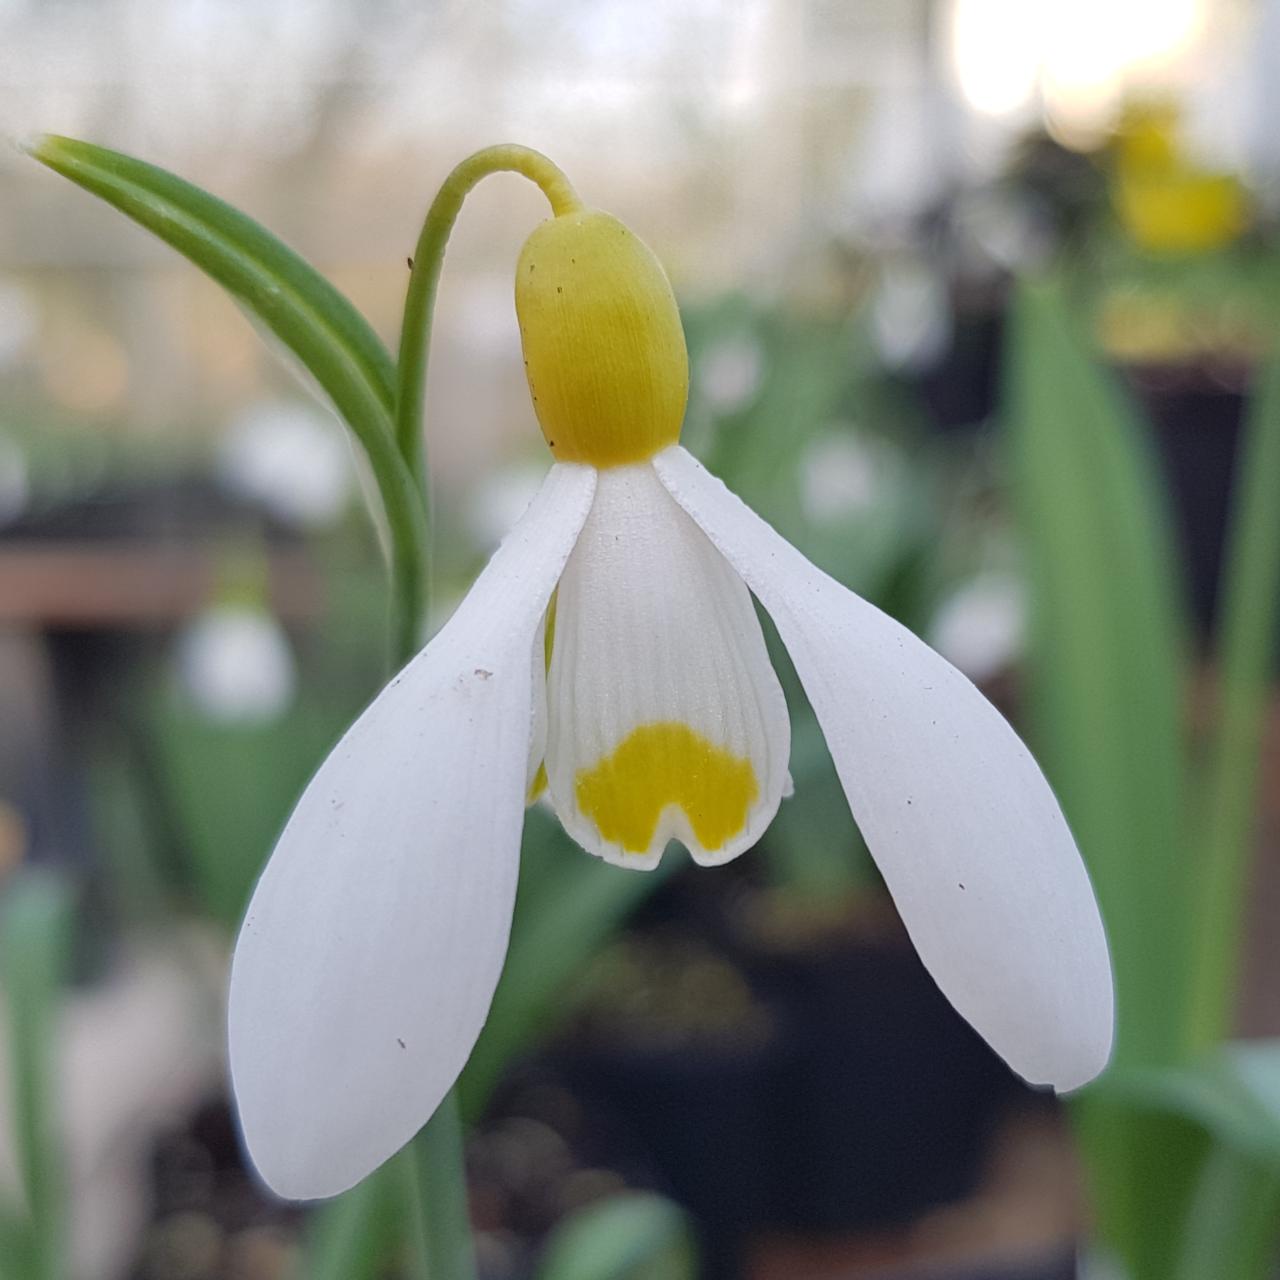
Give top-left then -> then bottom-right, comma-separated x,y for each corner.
177,603 -> 296,725
218,401 -> 354,530
230,206 -> 1113,1200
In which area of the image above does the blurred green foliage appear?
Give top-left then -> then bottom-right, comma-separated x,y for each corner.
534,1192 -> 698,1280
0,874 -> 74,1280
1007,273 -> 1280,1279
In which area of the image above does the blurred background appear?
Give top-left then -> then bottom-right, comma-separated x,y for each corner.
2,1 -> 1280,1278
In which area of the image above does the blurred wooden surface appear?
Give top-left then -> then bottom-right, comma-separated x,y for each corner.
0,542 -> 321,627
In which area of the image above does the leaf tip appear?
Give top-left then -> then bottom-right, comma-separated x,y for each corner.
12,132 -> 53,163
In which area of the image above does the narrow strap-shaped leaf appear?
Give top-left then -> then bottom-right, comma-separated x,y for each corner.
0,1206 -> 35,1280
1005,274 -> 1191,1068
29,136 -> 427,659
302,1163 -> 402,1280
1188,342 -> 1280,1044
1,873 -> 74,1280
31,136 -> 395,413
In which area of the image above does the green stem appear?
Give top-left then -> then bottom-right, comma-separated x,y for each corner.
394,144 -> 583,613
389,146 -> 581,1276
405,1094 -> 475,1280
1186,352 -> 1280,1050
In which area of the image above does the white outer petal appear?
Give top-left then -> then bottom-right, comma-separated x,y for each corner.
228,463 -> 596,1199
544,462 -> 790,869
655,445 -> 1113,1091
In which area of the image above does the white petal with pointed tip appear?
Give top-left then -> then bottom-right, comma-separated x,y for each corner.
655,446 -> 1113,1091
228,463 -> 596,1200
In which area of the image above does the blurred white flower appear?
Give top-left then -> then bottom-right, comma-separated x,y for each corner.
871,259 -> 952,373
696,333 -> 765,413
0,281 -> 37,372
464,461 -> 547,551
176,605 -> 296,724
929,571 -> 1027,683
798,431 -> 882,523
218,402 -> 354,529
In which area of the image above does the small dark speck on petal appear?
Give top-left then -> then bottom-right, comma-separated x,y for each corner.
906,798 -> 912,805
958,883 -> 966,891
407,256 -> 414,270
397,1037 -> 406,1049
474,668 -> 493,680
556,285 -> 563,294
529,263 -> 535,272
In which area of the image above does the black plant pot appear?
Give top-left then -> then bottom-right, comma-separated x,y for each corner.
1124,361 -> 1249,640
724,896 -> 1024,1235
554,1025 -> 782,1280
911,298 -> 1006,434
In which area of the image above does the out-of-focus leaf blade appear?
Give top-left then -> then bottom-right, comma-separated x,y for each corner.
302,1163 -> 403,1280
28,135 -> 427,656
1005,275 -> 1193,1280
459,809 -> 670,1119
1004,275 -> 1190,1068
535,1193 -> 698,1280
147,694 -> 357,930
0,1207 -> 35,1280
1087,1040 -> 1280,1278
1189,346 -> 1280,1043
1107,1040 -> 1280,1169
0,873 -> 74,1280
1172,1145 -> 1280,1280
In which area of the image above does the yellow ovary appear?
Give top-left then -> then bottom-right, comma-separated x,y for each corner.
514,210 -> 689,468
575,722 -> 758,856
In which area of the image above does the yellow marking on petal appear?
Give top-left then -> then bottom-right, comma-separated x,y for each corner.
526,594 -> 557,807
527,761 -> 548,805
575,722 -> 757,855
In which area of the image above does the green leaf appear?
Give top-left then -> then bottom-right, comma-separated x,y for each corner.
1087,1041 -> 1280,1278
1106,1040 -> 1280,1169
1072,1094 -> 1210,1280
27,135 -> 427,660
28,135 -> 395,414
1188,344 -> 1280,1043
1173,1145 -> 1280,1280
535,1193 -> 698,1280
1004,274 -> 1191,1068
0,1207 -> 35,1280
459,808 -> 671,1119
302,1163 -> 403,1280
1004,275 -> 1194,1280
0,872 -> 75,1280
147,694 -> 357,929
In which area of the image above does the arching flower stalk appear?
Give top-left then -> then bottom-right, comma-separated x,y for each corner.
229,153 -> 1114,1201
